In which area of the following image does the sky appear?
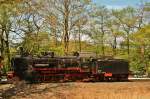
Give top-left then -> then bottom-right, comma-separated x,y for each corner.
93,0 -> 150,9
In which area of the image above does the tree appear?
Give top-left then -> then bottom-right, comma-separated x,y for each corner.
131,25 -> 150,75
0,0 -> 18,68
42,0 -> 91,55
112,7 -> 137,57
14,0 -> 44,54
106,16 -> 124,56
90,6 -> 110,56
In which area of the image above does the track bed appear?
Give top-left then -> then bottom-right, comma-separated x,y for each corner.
1,80 -> 150,99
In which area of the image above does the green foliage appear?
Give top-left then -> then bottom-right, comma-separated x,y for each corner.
0,0 -> 150,75
129,25 -> 150,74
49,47 -> 64,56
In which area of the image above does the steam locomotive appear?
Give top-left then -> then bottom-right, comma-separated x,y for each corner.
11,52 -> 129,82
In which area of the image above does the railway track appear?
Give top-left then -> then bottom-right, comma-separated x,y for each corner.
1,77 -> 150,84
128,78 -> 150,82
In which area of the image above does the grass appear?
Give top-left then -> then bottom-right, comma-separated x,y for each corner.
1,81 -> 150,99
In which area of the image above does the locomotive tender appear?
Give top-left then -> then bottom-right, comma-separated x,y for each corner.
11,52 -> 129,82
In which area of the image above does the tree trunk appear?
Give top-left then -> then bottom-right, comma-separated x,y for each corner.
101,33 -> 105,56
140,45 -> 149,76
78,25 -> 81,52
53,28 -> 57,47
127,31 -> 130,56
63,0 -> 69,55
113,36 -> 117,56
0,27 -> 5,57
5,33 -> 11,68
5,24 -> 11,68
101,16 -> 105,56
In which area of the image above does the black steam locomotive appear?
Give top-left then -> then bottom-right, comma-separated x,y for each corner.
11,52 -> 129,82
